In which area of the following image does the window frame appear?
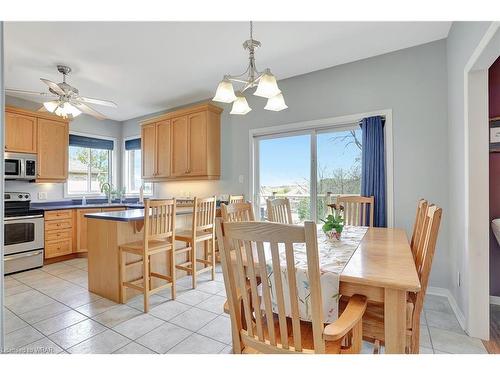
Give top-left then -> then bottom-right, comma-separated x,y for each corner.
65,131 -> 117,198
249,110 -> 394,227
122,136 -> 153,197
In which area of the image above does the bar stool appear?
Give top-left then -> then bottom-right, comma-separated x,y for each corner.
175,196 -> 217,289
119,198 -> 176,313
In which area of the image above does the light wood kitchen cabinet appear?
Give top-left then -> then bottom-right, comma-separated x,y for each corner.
5,111 -> 38,154
171,116 -> 188,177
76,208 -> 101,253
140,103 -> 222,181
141,123 -> 156,179
37,118 -> 69,182
44,210 -> 74,259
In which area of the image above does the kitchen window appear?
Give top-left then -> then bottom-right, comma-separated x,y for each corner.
67,134 -> 114,196
124,137 -> 152,195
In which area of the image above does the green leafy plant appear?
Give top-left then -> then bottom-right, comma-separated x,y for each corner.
320,213 -> 344,234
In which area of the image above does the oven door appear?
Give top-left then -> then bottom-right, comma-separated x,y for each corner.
4,158 -> 22,179
4,215 -> 44,255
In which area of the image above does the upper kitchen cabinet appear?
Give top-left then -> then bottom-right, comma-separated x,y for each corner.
5,106 -> 69,182
140,103 -> 222,181
37,117 -> 69,182
5,108 -> 38,154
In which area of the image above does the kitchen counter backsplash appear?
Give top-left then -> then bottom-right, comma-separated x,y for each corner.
31,197 -> 143,211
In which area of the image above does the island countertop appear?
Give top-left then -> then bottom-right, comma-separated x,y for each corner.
84,208 -> 191,222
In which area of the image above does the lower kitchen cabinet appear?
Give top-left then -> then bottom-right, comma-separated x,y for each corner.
44,210 -> 74,259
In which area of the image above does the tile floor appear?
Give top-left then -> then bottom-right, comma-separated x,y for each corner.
2,258 -> 489,354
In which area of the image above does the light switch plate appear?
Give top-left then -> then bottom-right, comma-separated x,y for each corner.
38,192 -> 47,200
238,175 -> 244,184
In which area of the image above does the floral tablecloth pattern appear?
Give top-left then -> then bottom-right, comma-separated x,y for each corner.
262,225 -> 368,323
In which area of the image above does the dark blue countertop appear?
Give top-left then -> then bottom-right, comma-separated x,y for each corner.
32,199 -> 144,211
84,208 -> 191,222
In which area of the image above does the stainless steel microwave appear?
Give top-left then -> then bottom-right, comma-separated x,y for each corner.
4,152 -> 37,180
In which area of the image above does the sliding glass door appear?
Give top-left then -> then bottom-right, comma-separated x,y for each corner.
254,125 -> 362,223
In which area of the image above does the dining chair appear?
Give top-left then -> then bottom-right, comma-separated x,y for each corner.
228,194 -> 245,204
336,195 -> 374,227
216,220 -> 368,354
220,202 -> 255,222
118,199 -> 176,313
410,199 -> 429,262
266,197 -> 293,224
175,196 -> 217,289
351,204 -> 443,354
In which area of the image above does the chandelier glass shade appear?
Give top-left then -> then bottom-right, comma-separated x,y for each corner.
213,22 -> 286,115
43,100 -> 81,119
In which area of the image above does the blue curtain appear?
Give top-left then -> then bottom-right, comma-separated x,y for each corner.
125,138 -> 141,150
360,116 -> 386,227
69,134 -> 114,150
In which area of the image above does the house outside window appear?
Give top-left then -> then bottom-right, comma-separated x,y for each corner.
67,134 -> 114,196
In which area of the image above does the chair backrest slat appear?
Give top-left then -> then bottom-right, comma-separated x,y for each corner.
336,195 -> 374,227
144,199 -> 176,243
267,198 -> 293,224
221,202 -> 255,223
228,194 -> 245,204
410,199 -> 429,260
191,196 -> 217,234
217,220 -> 324,353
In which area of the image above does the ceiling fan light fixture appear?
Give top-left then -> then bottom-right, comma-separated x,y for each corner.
213,77 -> 237,103
230,93 -> 252,115
254,69 -> 281,99
264,93 -> 288,112
43,100 -> 59,113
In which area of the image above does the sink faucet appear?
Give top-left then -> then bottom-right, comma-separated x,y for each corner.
101,182 -> 112,204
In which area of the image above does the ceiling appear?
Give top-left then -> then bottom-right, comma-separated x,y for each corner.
4,22 -> 451,121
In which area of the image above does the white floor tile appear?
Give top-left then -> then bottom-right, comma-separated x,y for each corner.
4,308 -> 29,334
67,330 -> 130,354
197,315 -> 232,345
76,298 -> 118,317
425,309 -> 464,334
5,325 -> 44,351
125,293 -> 167,311
18,301 -> 71,324
33,310 -> 87,336
5,289 -> 56,315
424,295 -> 454,315
148,300 -> 191,321
196,280 -> 226,294
136,322 -> 191,353
93,304 -> 142,328
20,337 -> 64,354
168,333 -> 226,354
113,314 -> 164,340
196,294 -> 227,314
113,342 -> 156,354
175,289 -> 213,306
169,306 -> 218,331
48,319 -> 107,349
429,327 -> 487,354
5,283 -> 32,297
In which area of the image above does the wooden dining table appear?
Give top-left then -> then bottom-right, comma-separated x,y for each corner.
338,227 -> 421,353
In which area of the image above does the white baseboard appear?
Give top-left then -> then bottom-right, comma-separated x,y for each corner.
427,287 -> 467,331
490,295 -> 500,305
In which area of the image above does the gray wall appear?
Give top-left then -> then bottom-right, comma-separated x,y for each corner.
123,40 -> 450,289
1,21 -> 5,352
446,22 -> 493,316
5,95 -> 123,201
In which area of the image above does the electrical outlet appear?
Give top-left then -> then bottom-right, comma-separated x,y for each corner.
38,192 -> 47,200
238,175 -> 244,184
457,271 -> 461,287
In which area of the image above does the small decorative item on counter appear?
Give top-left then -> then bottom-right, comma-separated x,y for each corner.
320,203 -> 344,241
139,185 -> 144,204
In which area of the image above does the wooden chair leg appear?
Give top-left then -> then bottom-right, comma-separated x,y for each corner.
119,248 -> 125,303
171,248 -> 176,300
192,241 -> 197,289
211,238 -> 215,280
143,254 -> 150,313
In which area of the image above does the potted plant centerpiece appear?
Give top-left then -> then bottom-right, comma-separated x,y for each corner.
321,204 -> 344,241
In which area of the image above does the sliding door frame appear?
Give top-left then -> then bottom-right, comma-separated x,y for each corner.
249,109 -> 394,227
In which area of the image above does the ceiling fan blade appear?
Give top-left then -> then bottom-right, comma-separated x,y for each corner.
40,78 -> 65,95
78,96 -> 117,108
5,88 -> 57,97
72,102 -> 106,120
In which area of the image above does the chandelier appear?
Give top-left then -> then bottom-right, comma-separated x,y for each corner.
212,21 -> 287,115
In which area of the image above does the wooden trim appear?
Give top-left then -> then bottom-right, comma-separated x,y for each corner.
6,105 -> 69,124
139,103 -> 223,126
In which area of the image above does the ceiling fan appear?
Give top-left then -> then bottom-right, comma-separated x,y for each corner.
5,65 -> 117,120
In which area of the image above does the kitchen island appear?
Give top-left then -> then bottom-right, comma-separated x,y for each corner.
85,208 -> 192,303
